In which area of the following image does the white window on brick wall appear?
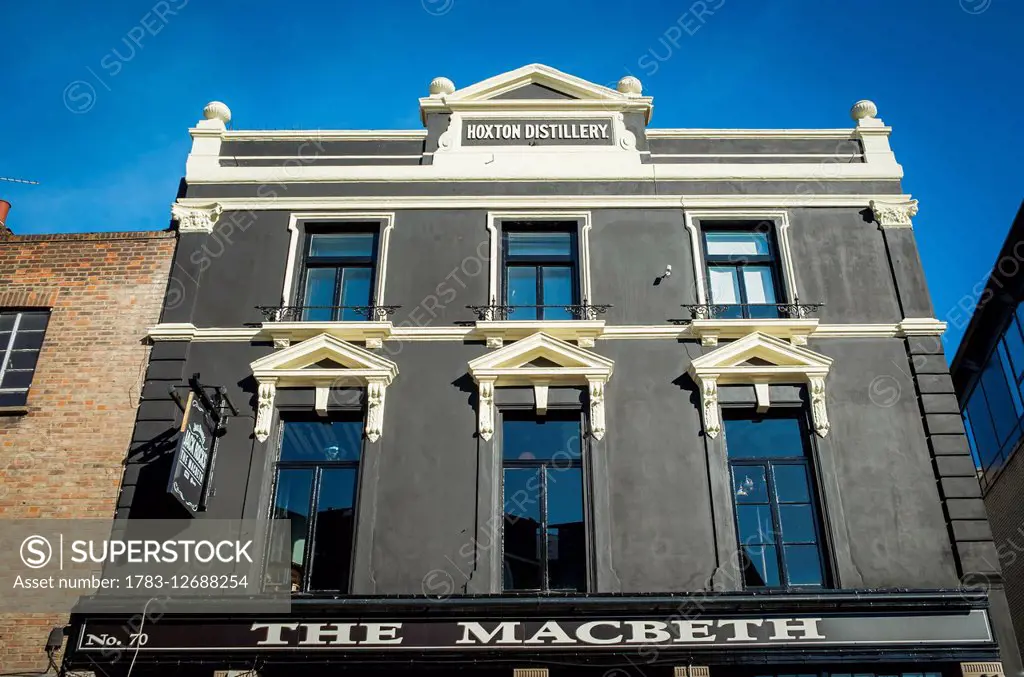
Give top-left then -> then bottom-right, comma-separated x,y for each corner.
0,309 -> 50,409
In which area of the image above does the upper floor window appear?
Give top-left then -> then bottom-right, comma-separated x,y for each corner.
502,411 -> 587,592
0,310 -> 50,409
271,417 -> 363,594
703,226 -> 783,319
300,230 -> 378,322
724,411 -> 829,588
503,226 -> 579,321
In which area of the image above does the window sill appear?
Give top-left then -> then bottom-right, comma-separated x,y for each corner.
690,318 -> 819,346
0,406 -> 29,417
262,321 -> 393,349
474,319 -> 606,348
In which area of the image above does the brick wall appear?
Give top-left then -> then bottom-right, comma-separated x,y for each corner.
985,441 -> 1024,652
0,230 -> 176,671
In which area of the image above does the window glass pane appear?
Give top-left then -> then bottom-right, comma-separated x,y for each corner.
503,416 -> 581,461
11,331 -> 45,351
725,417 -> 806,459
7,350 -> 40,371
309,233 -> 375,258
541,266 -> 574,320
742,266 -> 777,304
998,341 -> 1024,415
1,370 -> 34,389
339,267 -> 373,320
546,467 -> 585,590
779,504 -> 817,543
979,352 -> 1020,445
733,466 -> 768,503
773,464 -> 811,503
507,231 -> 573,258
0,331 -> 10,350
784,544 -> 824,585
0,314 -> 13,332
741,545 -> 780,586
303,268 -> 337,321
272,468 -> 314,587
281,420 -> 363,462
0,391 -> 28,407
736,504 -> 775,545
16,312 -> 50,332
503,468 -> 542,590
308,468 -> 357,591
705,231 -> 770,257
1002,317 -> 1024,382
709,267 -> 741,304
507,266 -> 538,320
965,386 -> 1000,471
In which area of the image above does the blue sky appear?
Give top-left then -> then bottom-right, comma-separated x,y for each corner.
1,0 -> 1020,351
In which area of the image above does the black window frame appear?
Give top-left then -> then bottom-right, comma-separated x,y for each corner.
501,223 -> 580,320
296,225 -> 380,321
722,406 -> 833,590
0,309 -> 51,410
700,221 -> 786,319
269,411 -> 365,595
499,406 -> 591,593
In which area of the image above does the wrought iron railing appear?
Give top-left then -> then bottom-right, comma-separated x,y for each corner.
680,302 -> 824,321
467,303 -> 612,322
255,305 -> 402,322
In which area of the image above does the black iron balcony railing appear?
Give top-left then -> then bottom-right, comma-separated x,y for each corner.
467,302 -> 613,322
680,302 -> 824,321
255,305 -> 402,322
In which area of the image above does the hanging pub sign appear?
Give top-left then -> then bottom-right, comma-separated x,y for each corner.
462,118 -> 614,147
166,391 -> 216,514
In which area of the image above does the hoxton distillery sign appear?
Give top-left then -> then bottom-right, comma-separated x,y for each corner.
77,611 -> 992,652
462,119 -> 614,146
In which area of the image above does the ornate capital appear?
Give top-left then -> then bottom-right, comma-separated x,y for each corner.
478,380 -> 495,441
870,199 -> 918,229
809,376 -> 830,437
171,202 -> 223,233
588,379 -> 606,440
365,380 -> 387,442
698,377 -> 721,439
254,381 -> 277,442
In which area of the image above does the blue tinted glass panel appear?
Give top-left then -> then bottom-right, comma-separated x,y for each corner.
1002,317 -> 1024,382
773,465 -> 811,503
709,266 -> 741,304
339,267 -> 373,320
281,420 -> 363,462
742,545 -> 780,586
309,468 -> 357,590
309,233 -> 375,258
733,466 -> 768,503
980,353 -> 1020,445
503,468 -> 542,590
965,387 -> 1000,471
541,266 -> 574,320
725,417 -> 806,459
737,504 -> 775,545
779,504 -> 817,543
998,341 -> 1024,415
503,416 -> 581,461
303,268 -> 336,321
273,469 -> 313,572
546,467 -> 585,590
705,231 -> 770,257
507,231 -> 573,257
784,544 -> 824,585
507,266 -> 538,320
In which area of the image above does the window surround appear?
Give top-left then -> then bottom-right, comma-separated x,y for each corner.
688,331 -> 832,439
271,213 -> 396,348
250,333 -> 398,443
683,211 -> 810,345
468,332 -> 613,441
0,309 -> 50,414
481,212 -> 603,348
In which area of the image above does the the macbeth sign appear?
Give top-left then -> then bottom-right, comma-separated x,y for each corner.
462,119 -> 614,146
77,611 -> 992,652
166,392 -> 216,513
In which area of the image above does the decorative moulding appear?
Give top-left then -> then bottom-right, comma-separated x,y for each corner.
689,318 -> 820,347
468,332 -> 614,441
688,331 -> 833,438
171,203 -> 223,234
249,333 -> 398,442
476,320 -> 606,349
262,321 -> 394,350
870,199 -> 919,229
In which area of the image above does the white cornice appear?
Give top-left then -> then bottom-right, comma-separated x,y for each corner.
646,128 -> 867,139
221,130 -> 427,141
174,193 -> 913,212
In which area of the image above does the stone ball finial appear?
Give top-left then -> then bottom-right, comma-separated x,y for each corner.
617,75 -> 643,96
429,77 -> 456,97
850,99 -> 878,121
203,101 -> 232,124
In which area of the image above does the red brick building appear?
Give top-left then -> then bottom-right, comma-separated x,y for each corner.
0,223 -> 175,671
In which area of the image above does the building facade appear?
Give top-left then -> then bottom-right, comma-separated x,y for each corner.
0,221 -> 176,671
952,201 -> 1024,656
61,65 -> 1018,677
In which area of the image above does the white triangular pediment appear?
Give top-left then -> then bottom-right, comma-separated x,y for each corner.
447,64 -> 624,103
690,332 -> 832,376
469,332 -> 614,374
251,333 -> 398,382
